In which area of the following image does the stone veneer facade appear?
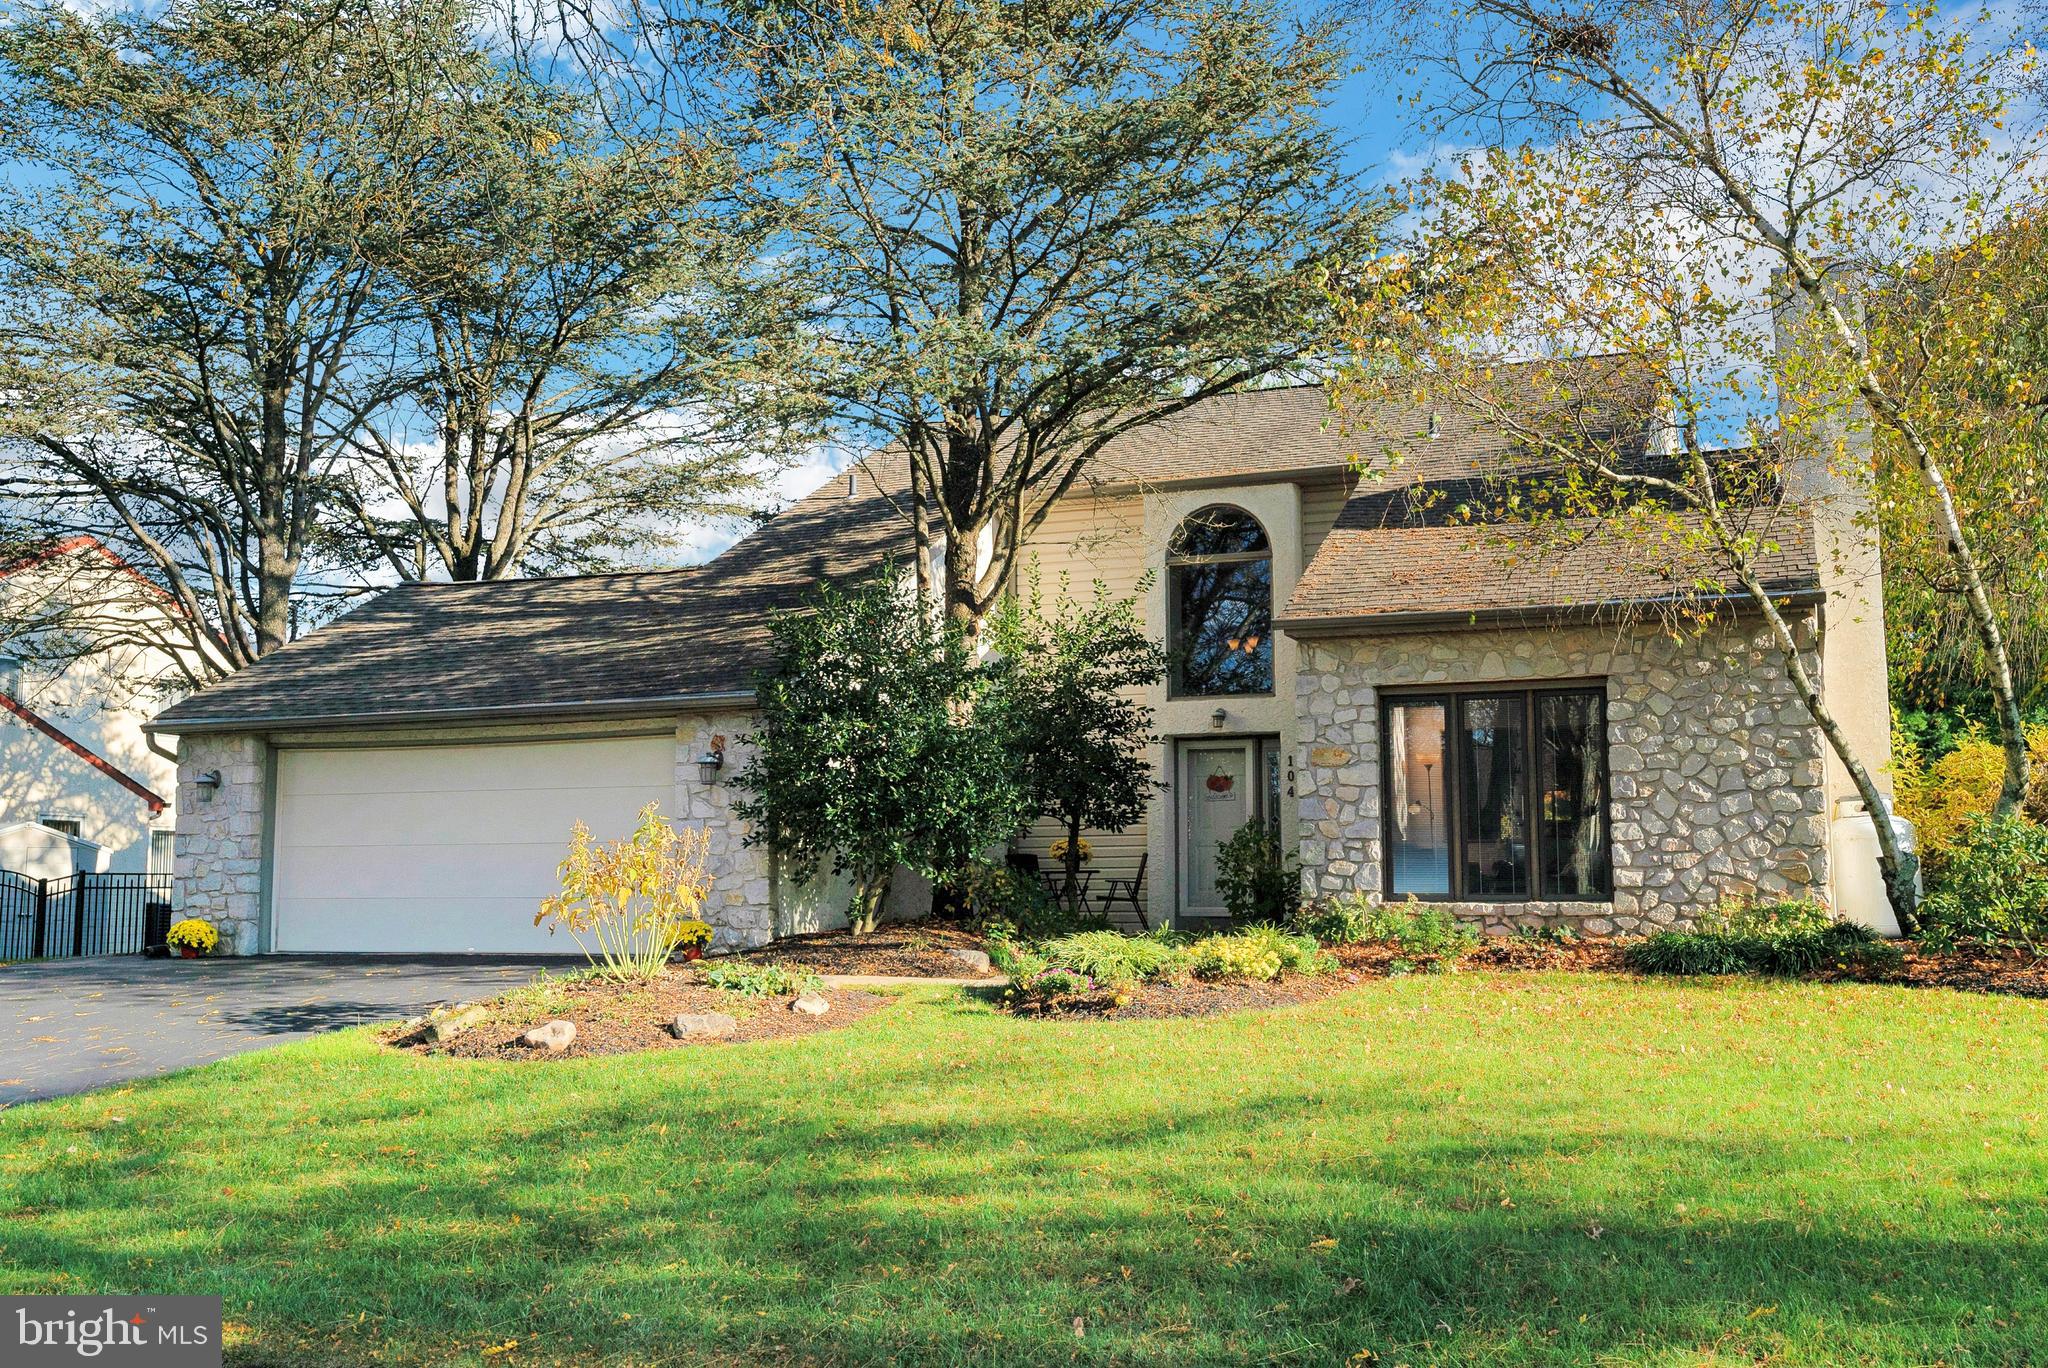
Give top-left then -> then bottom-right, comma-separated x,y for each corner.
674,711 -> 774,952
1294,615 -> 1831,934
172,733 -> 269,954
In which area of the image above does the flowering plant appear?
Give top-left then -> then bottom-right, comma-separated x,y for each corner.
674,919 -> 714,949
1046,836 -> 1092,864
536,804 -> 714,981
165,918 -> 218,954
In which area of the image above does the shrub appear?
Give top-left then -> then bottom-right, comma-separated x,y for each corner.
1216,820 -> 1301,924
734,573 -> 1025,933
702,960 -> 825,997
1625,900 -> 1903,977
1918,813 -> 2048,953
1892,718 -> 2048,880
1298,895 -> 1480,959
1291,895 -> 1375,945
1039,929 -> 1189,987
535,804 -> 714,981
958,860 -> 1106,941
1187,925 -> 1329,982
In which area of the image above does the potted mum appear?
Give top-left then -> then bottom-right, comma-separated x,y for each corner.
675,918 -> 714,962
165,917 -> 219,958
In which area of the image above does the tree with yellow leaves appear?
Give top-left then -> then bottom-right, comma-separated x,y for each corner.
1332,0 -> 2043,927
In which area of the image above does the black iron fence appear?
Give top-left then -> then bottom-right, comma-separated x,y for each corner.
0,871 -> 175,960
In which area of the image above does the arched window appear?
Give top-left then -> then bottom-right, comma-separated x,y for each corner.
1167,505 -> 1272,696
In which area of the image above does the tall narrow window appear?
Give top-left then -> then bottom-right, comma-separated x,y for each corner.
1380,685 -> 1609,902
1537,692 -> 1610,897
1458,694 -> 1529,897
1386,700 -> 1450,895
1167,506 -> 1272,696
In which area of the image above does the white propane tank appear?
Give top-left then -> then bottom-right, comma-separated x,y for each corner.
1829,797 -> 1918,938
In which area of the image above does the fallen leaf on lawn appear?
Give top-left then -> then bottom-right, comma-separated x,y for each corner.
1310,1237 -> 1339,1249
1072,1317 -> 1085,1338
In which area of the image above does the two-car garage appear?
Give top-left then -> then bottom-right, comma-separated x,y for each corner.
268,735 -> 677,954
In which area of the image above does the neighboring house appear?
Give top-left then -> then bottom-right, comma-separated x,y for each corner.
149,351 -> 1894,957
0,537 -> 185,877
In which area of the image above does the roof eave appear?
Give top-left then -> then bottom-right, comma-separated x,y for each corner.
145,689 -> 759,737
1077,461 -> 1356,497
1274,587 -> 1826,637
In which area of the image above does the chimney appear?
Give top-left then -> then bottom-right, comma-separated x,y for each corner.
1770,265 -> 1895,885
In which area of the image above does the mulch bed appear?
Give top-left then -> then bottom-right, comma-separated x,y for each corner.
1839,944 -> 2048,999
1009,970 -> 1358,1021
1333,936 -> 2048,999
384,969 -> 890,1060
731,920 -> 993,977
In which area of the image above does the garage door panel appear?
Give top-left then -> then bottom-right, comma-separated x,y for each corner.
275,787 -> 658,850
276,897 -> 574,954
271,736 -> 678,954
274,738 -> 674,797
277,842 -> 577,902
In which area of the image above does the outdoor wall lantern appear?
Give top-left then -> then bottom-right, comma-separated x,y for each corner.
1210,708 -> 1228,730
194,769 -> 222,803
696,735 -> 727,785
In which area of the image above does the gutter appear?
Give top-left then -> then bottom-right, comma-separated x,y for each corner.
143,688 -> 760,737
1274,587 -> 1826,637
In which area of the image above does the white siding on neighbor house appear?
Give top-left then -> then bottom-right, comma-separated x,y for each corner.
270,735 -> 676,953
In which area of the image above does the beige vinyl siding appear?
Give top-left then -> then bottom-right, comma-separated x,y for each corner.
1299,474 -> 1357,565
1011,494 -> 1153,922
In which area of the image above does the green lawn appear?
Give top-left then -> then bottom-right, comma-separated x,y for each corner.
3,975 -> 2046,1367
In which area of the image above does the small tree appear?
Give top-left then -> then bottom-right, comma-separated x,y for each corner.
987,579 -> 1164,917
734,571 -> 1023,933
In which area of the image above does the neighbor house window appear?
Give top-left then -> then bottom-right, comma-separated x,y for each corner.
1168,505 -> 1272,696
149,829 -> 176,877
1382,685 -> 1610,901
0,655 -> 20,697
39,815 -> 82,838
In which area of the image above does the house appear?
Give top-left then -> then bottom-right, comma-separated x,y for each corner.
147,352 -> 1893,956
1,537 -> 187,877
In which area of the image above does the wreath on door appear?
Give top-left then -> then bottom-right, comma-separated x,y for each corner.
1205,768 -> 1236,795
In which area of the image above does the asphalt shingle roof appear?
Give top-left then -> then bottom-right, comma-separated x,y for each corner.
151,370 -> 1823,731
150,463 -> 916,732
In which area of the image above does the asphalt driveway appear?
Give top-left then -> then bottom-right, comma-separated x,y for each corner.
0,955 -> 574,1107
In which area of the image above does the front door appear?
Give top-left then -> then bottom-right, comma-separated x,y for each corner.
1179,738 -> 1279,923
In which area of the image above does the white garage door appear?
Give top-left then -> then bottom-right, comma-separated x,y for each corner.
272,736 -> 675,953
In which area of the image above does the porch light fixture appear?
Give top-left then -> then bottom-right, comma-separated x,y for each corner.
194,769 -> 222,803
696,735 -> 727,785
1210,708 -> 1228,730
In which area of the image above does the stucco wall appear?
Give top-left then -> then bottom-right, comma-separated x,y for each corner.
1294,615 -> 1831,934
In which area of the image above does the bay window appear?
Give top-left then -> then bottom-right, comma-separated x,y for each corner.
1382,685 -> 1610,902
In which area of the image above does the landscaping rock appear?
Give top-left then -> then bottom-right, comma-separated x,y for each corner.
669,1011 -> 739,1039
945,948 -> 993,975
522,1020 -> 576,1053
790,993 -> 831,1016
423,1002 -> 490,1045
